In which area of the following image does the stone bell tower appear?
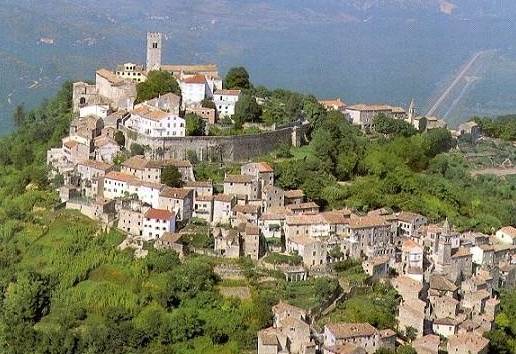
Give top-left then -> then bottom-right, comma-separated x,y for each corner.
146,32 -> 163,72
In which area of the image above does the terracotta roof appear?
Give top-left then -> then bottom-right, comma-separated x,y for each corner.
452,247 -> 471,258
256,162 -> 274,173
78,159 -> 113,171
395,211 -> 424,223
365,255 -> 390,266
233,204 -> 260,214
94,135 -> 118,148
286,202 -> 319,211
96,68 -> 125,85
324,343 -> 365,354
144,208 -> 175,220
286,214 -> 326,226
348,215 -> 390,229
224,174 -> 254,184
132,106 -> 171,121
195,195 -> 214,202
63,140 -> 78,149
321,210 -> 351,224
214,89 -> 241,96
258,327 -> 281,347
379,329 -> 396,338
260,207 -> 293,221
499,226 -> 516,238
160,187 -> 192,200
160,232 -> 182,244
289,235 -> 318,246
413,334 -> 440,353
402,239 -> 423,252
185,181 -> 213,188
325,323 -> 378,339
284,189 -> 304,199
319,97 -> 347,109
447,333 -> 489,352
182,74 -> 207,84
122,155 -> 148,170
214,194 -> 234,203
429,275 -> 457,292
104,171 -> 137,183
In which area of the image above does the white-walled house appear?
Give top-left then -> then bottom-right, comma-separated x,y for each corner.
143,208 -> 176,241
213,89 -> 241,118
129,181 -> 163,208
495,226 -> 516,245
126,105 -> 185,137
103,171 -> 138,199
79,104 -> 110,119
180,75 -> 210,106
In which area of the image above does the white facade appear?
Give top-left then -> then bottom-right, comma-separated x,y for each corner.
213,90 -> 241,118
79,104 -> 110,119
103,172 -> 136,199
129,181 -> 163,208
126,106 -> 185,137
495,227 -> 516,245
180,77 -> 209,106
143,209 -> 175,241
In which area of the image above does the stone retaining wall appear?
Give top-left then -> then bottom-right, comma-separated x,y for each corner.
121,122 -> 310,162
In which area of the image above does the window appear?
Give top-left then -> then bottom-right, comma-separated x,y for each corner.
152,42 -> 158,49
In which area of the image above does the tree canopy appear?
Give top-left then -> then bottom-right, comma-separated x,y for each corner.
233,94 -> 261,128
161,165 -> 183,187
224,67 -> 251,90
185,113 -> 206,136
136,70 -> 181,103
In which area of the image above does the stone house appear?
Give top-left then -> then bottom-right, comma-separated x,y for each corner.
76,159 -> 114,198
184,180 -> 214,198
224,174 -> 260,201
378,329 -> 396,352
401,239 -> 424,282
391,276 -> 424,301
241,162 -> 274,190
140,92 -> 181,116
324,343 -> 366,354
232,204 -> 261,225
213,228 -> 241,258
158,187 -> 193,222
185,106 -> 216,125
192,195 -> 213,223
94,135 -> 120,163
66,197 -> 116,225
461,289 -> 490,316
495,226 -> 516,245
362,256 -> 390,280
154,232 -> 185,258
428,275 -> 458,299
449,247 -> 473,282
119,206 -> 145,236
432,317 -> 458,338
471,244 -> 496,269
260,207 -> 293,240
323,323 -> 380,354
122,155 -> 194,184
242,224 -> 261,260
287,235 -> 327,268
286,202 -> 320,215
284,214 -> 330,243
345,215 -> 394,259
284,190 -> 305,205
95,68 -> 137,111
213,194 -> 236,225
446,333 -> 489,354
430,295 -> 458,320
412,334 -> 440,354
398,299 -> 426,338
142,208 -> 176,241
262,185 -> 285,213
272,301 -> 308,326
395,211 -> 427,237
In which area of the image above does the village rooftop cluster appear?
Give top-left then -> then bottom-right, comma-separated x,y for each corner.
44,32 -> 513,354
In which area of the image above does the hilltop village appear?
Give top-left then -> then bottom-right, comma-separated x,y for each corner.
43,33 -> 515,354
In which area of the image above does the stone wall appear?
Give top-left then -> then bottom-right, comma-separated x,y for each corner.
121,122 -> 310,162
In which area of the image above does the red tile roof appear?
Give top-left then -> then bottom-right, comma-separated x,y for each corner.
144,208 -> 175,220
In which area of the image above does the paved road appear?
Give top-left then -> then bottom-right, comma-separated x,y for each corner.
426,51 -> 486,117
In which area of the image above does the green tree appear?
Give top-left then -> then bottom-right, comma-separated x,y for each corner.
161,165 -> 183,187
130,143 -> 145,156
185,113 -> 206,136
114,131 -> 125,147
396,345 -> 417,354
136,70 -> 181,103
233,94 -> 261,128
373,113 -> 418,137
13,104 -> 26,128
224,67 -> 251,90
201,98 -> 216,109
